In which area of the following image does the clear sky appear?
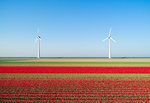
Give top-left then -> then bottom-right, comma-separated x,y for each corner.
0,0 -> 150,57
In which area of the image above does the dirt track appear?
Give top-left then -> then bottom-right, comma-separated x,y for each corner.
15,58 -> 150,62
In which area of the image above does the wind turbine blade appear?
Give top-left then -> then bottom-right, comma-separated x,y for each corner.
36,28 -> 40,38
110,37 -> 116,42
37,28 -> 39,34
109,28 -> 111,36
102,37 -> 108,42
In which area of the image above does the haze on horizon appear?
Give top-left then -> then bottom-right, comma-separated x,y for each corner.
0,0 -> 150,57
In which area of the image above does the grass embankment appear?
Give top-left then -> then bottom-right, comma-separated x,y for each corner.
1,62 -> 150,67
1,57 -> 150,66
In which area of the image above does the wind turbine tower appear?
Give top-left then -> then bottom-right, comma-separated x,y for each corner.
103,28 -> 116,59
37,30 -> 41,58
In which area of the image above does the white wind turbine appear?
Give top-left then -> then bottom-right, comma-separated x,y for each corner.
103,28 -> 116,59
36,29 -> 41,58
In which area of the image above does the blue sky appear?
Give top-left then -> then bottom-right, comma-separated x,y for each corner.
0,0 -> 150,57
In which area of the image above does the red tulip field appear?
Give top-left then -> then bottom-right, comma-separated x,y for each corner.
1,76 -> 150,102
1,66 -> 150,102
1,66 -> 150,73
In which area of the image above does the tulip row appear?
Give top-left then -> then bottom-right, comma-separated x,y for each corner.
1,77 -> 150,102
1,66 -> 150,73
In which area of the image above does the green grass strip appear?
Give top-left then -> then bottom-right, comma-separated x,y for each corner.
1,62 -> 150,67
1,73 -> 150,78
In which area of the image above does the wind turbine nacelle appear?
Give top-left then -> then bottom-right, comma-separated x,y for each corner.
37,36 -> 41,40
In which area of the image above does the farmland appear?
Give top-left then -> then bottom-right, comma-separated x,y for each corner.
1,74 -> 150,102
1,57 -> 150,102
1,57 -> 150,67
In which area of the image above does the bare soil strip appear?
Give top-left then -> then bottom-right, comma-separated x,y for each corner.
12,58 -> 150,62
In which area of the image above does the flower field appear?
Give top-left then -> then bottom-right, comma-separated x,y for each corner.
1,77 -> 150,102
1,66 -> 150,73
1,66 -> 150,102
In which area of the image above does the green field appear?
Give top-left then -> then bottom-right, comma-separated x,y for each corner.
1,57 -> 150,66
1,62 -> 150,66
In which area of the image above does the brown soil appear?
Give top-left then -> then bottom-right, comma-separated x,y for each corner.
14,58 -> 150,62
